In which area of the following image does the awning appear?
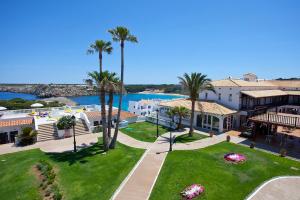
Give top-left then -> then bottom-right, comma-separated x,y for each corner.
241,90 -> 287,98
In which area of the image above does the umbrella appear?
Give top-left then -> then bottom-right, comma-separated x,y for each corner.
31,103 -> 44,108
0,106 -> 7,111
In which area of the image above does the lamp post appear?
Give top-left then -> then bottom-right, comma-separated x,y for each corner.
169,121 -> 173,152
156,109 -> 159,137
71,115 -> 77,152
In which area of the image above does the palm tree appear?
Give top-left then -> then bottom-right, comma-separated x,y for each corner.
87,40 -> 112,151
88,71 -> 120,143
108,26 -> 138,149
178,73 -> 215,136
104,72 -> 120,141
172,106 -> 190,130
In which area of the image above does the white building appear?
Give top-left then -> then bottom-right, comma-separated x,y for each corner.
128,99 -> 161,116
158,73 -> 300,133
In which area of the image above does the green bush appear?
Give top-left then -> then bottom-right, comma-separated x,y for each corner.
18,127 -> 38,146
0,98 -> 65,110
92,125 -> 103,133
57,116 -> 75,130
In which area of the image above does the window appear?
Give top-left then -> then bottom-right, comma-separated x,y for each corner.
205,93 -> 208,99
229,94 -> 232,102
218,93 -> 221,100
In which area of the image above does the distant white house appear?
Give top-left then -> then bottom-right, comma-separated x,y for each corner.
128,99 -> 161,116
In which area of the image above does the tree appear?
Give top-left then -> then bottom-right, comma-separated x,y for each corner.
108,26 -> 138,149
88,71 -> 121,143
84,79 -> 93,87
172,106 -> 190,130
87,40 -> 112,151
178,73 -> 215,136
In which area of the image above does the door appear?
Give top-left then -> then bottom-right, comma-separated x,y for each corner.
9,131 -> 18,143
0,132 -> 8,144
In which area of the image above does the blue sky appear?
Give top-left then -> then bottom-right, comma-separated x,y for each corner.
0,0 -> 299,84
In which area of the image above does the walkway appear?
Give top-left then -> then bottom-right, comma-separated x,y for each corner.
0,133 -> 101,155
246,176 -> 300,200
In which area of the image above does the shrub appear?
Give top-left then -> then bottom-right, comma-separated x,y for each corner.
226,135 -> 231,142
57,116 -> 75,130
17,127 -> 38,146
92,125 -> 103,133
51,184 -> 63,200
280,148 -> 287,157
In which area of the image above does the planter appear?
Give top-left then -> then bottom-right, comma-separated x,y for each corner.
57,130 -> 65,138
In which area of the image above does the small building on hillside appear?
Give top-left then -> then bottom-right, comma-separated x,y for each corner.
128,99 -> 161,116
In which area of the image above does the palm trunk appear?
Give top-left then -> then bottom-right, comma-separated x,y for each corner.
99,51 -> 108,151
110,41 -> 124,149
107,89 -> 113,141
178,116 -> 182,130
189,100 -> 195,136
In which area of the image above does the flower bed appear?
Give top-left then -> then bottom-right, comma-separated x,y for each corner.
181,184 -> 205,199
224,153 -> 246,164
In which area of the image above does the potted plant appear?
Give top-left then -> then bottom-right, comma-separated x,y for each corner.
250,142 -> 255,149
56,116 -> 75,138
209,131 -> 214,137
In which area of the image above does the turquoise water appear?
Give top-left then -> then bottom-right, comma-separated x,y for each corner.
0,92 -> 184,111
70,93 -> 184,111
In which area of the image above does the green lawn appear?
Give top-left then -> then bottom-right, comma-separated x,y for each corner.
175,133 -> 209,143
150,142 -> 300,200
0,140 -> 144,200
120,122 -> 169,142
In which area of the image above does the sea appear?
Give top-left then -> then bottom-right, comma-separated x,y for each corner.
0,92 -> 185,111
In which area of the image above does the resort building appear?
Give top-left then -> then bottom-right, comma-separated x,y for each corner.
128,99 -> 161,116
158,73 -> 300,132
0,105 -> 138,145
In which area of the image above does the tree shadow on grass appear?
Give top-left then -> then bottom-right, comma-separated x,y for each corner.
46,142 -> 105,166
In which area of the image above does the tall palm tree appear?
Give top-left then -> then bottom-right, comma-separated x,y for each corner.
88,71 -> 120,142
108,26 -> 138,149
178,73 -> 215,136
172,106 -> 190,130
87,40 -> 112,151
105,72 -> 120,141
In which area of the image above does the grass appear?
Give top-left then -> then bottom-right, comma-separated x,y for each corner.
120,122 -> 169,142
175,132 -> 209,143
150,142 -> 300,200
0,140 -> 144,200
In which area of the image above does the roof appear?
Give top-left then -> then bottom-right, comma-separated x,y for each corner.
0,117 -> 34,128
211,79 -> 276,87
265,80 -> 300,88
241,90 -> 287,98
285,91 -> 300,96
85,110 -> 137,121
159,99 -> 237,116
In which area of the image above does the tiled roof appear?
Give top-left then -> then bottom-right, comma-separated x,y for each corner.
0,117 -> 34,128
85,110 -> 137,121
241,90 -> 287,98
159,99 -> 237,116
211,79 -> 276,87
265,80 -> 300,88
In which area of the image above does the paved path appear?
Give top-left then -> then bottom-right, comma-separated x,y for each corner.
112,133 -> 170,200
0,133 -> 101,155
246,176 -> 300,200
116,129 -> 152,149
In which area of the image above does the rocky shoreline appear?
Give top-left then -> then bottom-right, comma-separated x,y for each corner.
0,84 -> 97,98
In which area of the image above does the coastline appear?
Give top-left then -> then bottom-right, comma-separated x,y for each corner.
137,91 -> 187,97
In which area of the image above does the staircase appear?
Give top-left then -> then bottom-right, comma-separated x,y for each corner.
37,123 -> 58,142
74,119 -> 90,136
37,119 -> 90,142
